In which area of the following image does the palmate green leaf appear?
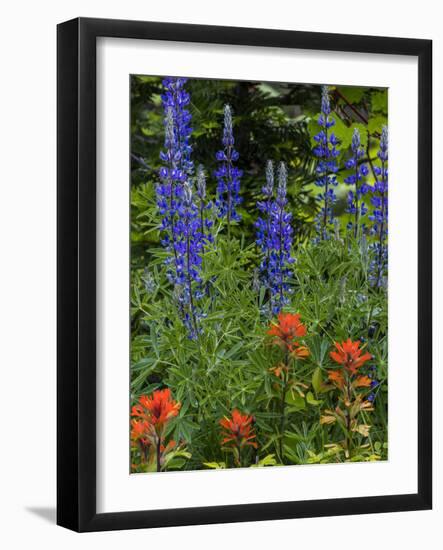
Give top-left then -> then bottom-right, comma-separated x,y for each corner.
308,337 -> 331,367
131,356 -> 154,371
174,416 -> 200,444
224,340 -> 250,360
131,361 -> 160,392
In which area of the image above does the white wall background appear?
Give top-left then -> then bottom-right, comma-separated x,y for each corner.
0,0 -> 440,547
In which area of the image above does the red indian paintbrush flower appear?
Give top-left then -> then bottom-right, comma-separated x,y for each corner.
327,370 -> 372,389
329,339 -> 372,374
131,389 -> 181,470
130,418 -> 152,460
328,339 -> 373,389
267,312 -> 309,358
220,409 -> 258,449
131,388 -> 180,436
130,418 -> 150,444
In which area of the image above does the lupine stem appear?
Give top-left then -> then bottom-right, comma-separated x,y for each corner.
167,171 -> 180,276
226,144 -> 232,239
345,128 -> 368,240
186,230 -> 198,337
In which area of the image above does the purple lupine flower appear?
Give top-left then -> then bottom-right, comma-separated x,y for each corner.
157,104 -> 187,284
196,165 -> 214,244
156,77 -> 194,283
266,162 -> 294,314
368,125 -> 388,288
256,160 -> 275,290
156,78 -> 199,279
367,367 -> 380,402
160,77 -> 193,178
312,86 -> 340,241
214,104 -> 243,235
156,77 -> 206,338
344,128 -> 370,238
174,181 -> 205,339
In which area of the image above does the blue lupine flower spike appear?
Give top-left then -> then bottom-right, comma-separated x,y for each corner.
312,85 -> 341,241
256,160 -> 275,295
156,77 -> 206,338
256,161 -> 294,314
196,165 -> 214,245
368,125 -> 388,288
344,127 -> 369,239
214,104 -> 243,236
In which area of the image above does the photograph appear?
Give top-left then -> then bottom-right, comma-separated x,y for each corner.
129,75 -> 389,473
0,0 -> 436,543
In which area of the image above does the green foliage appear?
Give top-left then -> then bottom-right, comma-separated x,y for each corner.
130,77 -> 388,472
131,231 -> 388,469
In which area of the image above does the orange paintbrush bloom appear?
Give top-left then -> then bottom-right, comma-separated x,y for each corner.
131,389 -> 181,471
132,388 -> 180,436
220,409 -> 258,449
130,418 -> 151,444
130,418 -> 152,461
141,388 -> 180,431
292,342 -> 310,359
328,368 -> 373,390
330,339 -> 372,374
353,375 -> 372,388
267,313 -> 309,357
160,440 -> 177,454
269,363 -> 287,379
327,369 -> 345,388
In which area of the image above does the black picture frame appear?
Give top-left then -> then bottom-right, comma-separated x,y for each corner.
57,17 -> 432,532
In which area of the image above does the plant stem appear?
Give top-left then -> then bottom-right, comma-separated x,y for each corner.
279,349 -> 289,461
345,376 -> 353,458
226,144 -> 232,239
186,230 -> 198,337
200,202 -> 205,240
156,438 -> 161,472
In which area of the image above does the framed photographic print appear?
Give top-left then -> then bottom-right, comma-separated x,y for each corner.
57,17 -> 432,532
